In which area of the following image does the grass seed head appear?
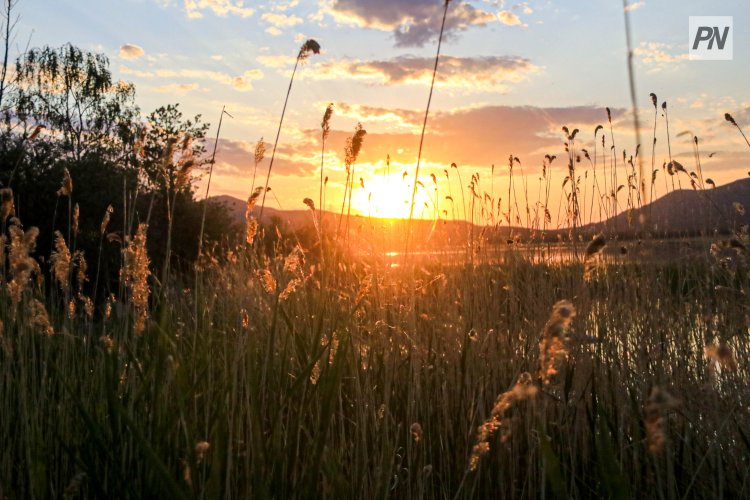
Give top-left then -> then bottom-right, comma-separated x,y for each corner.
121,224 -> 151,335
538,300 -> 576,383
51,231 -> 71,292
28,298 -> 53,335
195,441 -> 210,463
321,103 -> 333,140
470,372 -> 537,470
298,39 -> 321,61
410,422 -> 423,443
58,168 -> 73,197
645,386 -> 680,454
0,188 -> 13,221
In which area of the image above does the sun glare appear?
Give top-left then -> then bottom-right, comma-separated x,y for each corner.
352,172 -> 438,219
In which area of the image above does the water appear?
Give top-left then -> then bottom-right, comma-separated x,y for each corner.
372,237 -> 712,268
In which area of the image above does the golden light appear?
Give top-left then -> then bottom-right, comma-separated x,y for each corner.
351,171 -> 439,220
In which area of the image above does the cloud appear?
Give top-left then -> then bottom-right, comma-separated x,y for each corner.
119,65 -> 264,91
213,104 -> 621,182
210,137 -> 321,178
322,0 -> 499,47
634,42 -> 688,71
183,0 -> 255,18
261,11 -> 303,28
271,0 -> 299,11
207,102 -> 750,220
345,104 -> 621,168
498,11 -> 523,27
331,102 -> 422,132
265,26 -> 283,36
304,55 -> 538,93
257,53 -> 297,68
152,82 -> 202,94
118,65 -> 154,78
119,44 -> 145,60
513,2 -> 533,15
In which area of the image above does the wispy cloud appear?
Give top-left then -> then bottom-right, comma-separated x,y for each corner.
257,53 -> 297,68
182,0 -> 255,18
261,11 -> 303,28
214,104 -> 619,181
303,55 -> 539,93
119,65 -> 264,91
634,42 -> 688,71
270,0 -> 299,11
152,82 -> 202,94
331,102 -> 422,132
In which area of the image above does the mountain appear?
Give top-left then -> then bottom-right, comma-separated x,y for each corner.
208,177 -> 750,246
583,177 -> 750,237
208,194 -> 477,250
210,194 -> 317,229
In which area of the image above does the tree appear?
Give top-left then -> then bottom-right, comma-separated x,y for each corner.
0,0 -> 19,111
140,103 -> 209,202
0,44 -> 234,301
14,43 -> 139,161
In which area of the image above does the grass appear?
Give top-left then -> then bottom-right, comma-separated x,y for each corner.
3,49 -> 750,499
1,216 -> 749,498
2,6 -> 750,496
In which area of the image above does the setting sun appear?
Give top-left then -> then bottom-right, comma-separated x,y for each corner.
351,170 -> 439,220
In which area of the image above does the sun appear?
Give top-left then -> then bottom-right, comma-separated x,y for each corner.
351,172 -> 438,220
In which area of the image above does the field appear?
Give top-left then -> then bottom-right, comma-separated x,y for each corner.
0,1 -> 749,498
1,218 -> 749,498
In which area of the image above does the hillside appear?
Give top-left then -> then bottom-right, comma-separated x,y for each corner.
209,178 -> 750,246
584,177 -> 750,236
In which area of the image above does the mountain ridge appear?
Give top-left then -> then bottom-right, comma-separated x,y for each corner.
208,177 -> 750,240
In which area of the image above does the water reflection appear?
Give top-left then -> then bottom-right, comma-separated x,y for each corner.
373,238 -> 710,267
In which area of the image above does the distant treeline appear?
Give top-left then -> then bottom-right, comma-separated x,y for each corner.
0,43 -> 244,301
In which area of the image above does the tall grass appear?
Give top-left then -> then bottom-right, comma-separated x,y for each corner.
2,16 -> 750,497
2,212 -> 749,497
258,39 -> 320,220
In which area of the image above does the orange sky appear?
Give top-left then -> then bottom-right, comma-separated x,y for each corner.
19,0 -> 750,224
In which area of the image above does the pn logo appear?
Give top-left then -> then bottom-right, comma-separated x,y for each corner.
689,16 -> 733,60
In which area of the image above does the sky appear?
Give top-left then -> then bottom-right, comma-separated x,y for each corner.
14,0 -> 750,222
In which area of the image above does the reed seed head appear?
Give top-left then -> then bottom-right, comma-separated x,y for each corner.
28,298 -> 53,335
410,422 -> 423,443
0,188 -> 13,221
121,224 -> 151,335
298,39 -> 321,61
51,231 -> 71,292
100,205 -> 113,236
321,103 -> 333,140
58,168 -> 73,197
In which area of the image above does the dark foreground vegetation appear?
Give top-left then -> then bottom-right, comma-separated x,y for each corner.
2,229 -> 750,498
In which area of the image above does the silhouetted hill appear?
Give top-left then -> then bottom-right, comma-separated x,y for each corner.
211,195 -> 317,228
583,177 -> 750,237
209,194 -> 477,250
209,178 -> 750,247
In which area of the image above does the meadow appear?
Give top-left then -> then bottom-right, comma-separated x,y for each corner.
1,3 -> 750,498
1,166 -> 749,498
